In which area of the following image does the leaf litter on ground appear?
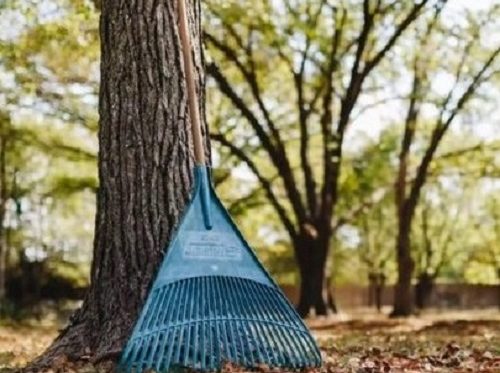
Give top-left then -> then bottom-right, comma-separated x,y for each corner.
0,308 -> 498,372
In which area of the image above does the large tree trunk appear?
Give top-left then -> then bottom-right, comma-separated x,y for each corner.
295,234 -> 334,317
29,0 -> 206,369
392,215 -> 415,317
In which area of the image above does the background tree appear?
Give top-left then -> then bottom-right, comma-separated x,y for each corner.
335,128 -> 398,311
0,0 -> 99,307
0,113 -> 8,300
412,186 -> 465,309
465,192 -> 500,284
205,0 -> 433,316
392,2 -> 500,315
412,133 -> 500,298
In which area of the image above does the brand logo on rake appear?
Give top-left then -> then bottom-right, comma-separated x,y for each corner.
183,231 -> 242,261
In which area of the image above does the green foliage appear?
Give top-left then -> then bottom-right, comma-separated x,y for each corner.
205,0 -> 500,289
0,0 -> 99,299
0,0 -> 499,296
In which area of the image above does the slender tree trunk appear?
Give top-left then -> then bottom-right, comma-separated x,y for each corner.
375,274 -> 386,313
369,273 -> 385,312
0,122 -> 7,302
497,268 -> 500,310
415,272 -> 434,309
392,214 -> 415,317
326,279 -> 338,313
295,233 -> 334,317
367,272 -> 375,308
375,282 -> 383,312
29,0 -> 206,369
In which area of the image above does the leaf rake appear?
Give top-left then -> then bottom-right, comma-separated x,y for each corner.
119,1 -> 322,371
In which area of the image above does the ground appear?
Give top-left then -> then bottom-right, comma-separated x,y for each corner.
0,307 -> 498,372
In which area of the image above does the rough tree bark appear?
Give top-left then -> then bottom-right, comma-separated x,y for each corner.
29,0 -> 207,369
295,233 -> 331,316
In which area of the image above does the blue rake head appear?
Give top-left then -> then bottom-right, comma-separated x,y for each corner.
119,166 -> 321,372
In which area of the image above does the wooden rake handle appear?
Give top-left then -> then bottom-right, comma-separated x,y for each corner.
178,0 -> 205,165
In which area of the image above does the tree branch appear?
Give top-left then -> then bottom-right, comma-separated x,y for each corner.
362,0 -> 431,78
396,66 -> 421,215
204,32 -> 283,149
407,44 -> 500,216
207,62 -> 307,224
294,1 -> 328,218
211,132 -> 297,239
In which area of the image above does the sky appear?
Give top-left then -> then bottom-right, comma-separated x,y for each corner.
345,0 -> 500,150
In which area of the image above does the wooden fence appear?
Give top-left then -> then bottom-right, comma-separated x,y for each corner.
281,283 -> 500,309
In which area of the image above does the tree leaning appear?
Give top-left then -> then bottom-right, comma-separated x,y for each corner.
29,0 -> 207,368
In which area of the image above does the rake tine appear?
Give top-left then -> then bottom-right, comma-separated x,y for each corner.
163,285 -> 184,370
128,338 -> 144,372
145,288 -> 166,330
122,340 -> 135,373
155,328 -> 170,372
146,330 -> 162,370
222,277 -> 244,363
210,278 -> 219,370
151,287 -> 176,369
247,281 -> 282,366
159,290 -> 174,328
223,277 -> 242,364
173,282 -> 189,366
213,277 -> 229,363
210,283 -> 218,369
175,279 -> 190,366
264,286 -> 299,327
252,284 -> 277,364
140,334 -> 155,371
200,277 -> 207,370
140,288 -> 161,332
223,278 -> 237,362
231,279 -> 263,363
226,279 -> 241,362
231,279 -> 254,367
242,279 -> 268,364
192,279 -> 201,369
260,281 -> 298,366
143,295 -> 168,368
183,279 -> 196,366
183,277 -> 196,365
263,286 -> 318,366
263,287 -> 298,367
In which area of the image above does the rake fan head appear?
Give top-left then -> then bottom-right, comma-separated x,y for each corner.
119,167 -> 321,372
120,276 -> 320,372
